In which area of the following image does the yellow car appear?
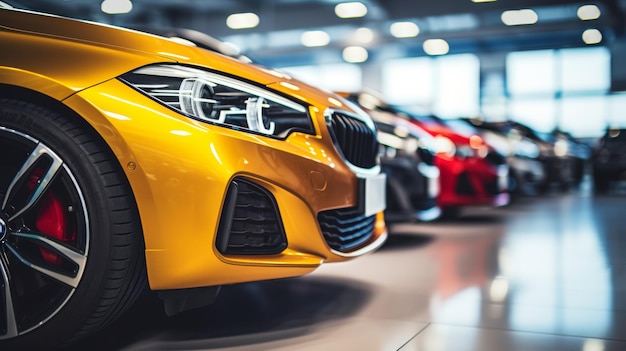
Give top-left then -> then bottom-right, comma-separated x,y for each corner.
0,6 -> 387,349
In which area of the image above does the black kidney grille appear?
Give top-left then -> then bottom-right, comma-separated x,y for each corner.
318,207 -> 376,252
217,178 -> 287,255
329,112 -> 378,169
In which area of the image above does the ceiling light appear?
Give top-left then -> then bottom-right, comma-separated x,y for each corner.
501,9 -> 538,26
335,2 -> 368,19
471,0 -> 497,2
423,39 -> 449,55
582,29 -> 602,44
390,21 -> 420,38
355,27 -> 374,43
226,12 -> 260,29
342,46 -> 368,63
577,5 -> 601,20
301,30 -> 331,47
101,0 -> 132,14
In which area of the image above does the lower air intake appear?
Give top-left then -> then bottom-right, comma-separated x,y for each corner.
318,207 -> 375,253
216,178 -> 287,255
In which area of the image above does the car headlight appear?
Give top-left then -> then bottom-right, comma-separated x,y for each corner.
434,135 -> 456,157
554,139 -> 569,157
119,64 -> 314,138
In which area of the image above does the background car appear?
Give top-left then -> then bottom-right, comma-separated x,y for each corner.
470,121 -> 579,192
592,127 -> 626,193
460,117 -> 546,195
538,128 -> 591,187
368,107 -> 441,223
0,7 -> 387,349
343,91 -> 509,218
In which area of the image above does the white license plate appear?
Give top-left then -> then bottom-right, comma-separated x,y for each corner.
359,173 -> 386,217
418,163 -> 440,198
498,165 -> 509,191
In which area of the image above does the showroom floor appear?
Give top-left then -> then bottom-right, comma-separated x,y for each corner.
66,178 -> 626,351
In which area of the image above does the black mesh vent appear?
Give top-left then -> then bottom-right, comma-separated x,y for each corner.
455,171 -> 475,195
318,207 -> 376,252
329,112 -> 378,169
484,179 -> 501,195
216,178 -> 287,255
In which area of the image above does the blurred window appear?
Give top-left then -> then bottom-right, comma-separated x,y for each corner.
506,47 -> 616,137
560,47 -> 610,94
506,50 -> 556,97
281,63 -> 362,92
381,54 -> 479,119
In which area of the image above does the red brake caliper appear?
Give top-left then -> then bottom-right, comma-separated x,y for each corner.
27,168 -> 76,265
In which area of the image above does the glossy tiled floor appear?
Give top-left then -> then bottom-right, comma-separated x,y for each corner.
67,179 -> 626,351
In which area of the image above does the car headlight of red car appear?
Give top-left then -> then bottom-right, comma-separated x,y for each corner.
434,135 -> 456,157
120,64 -> 314,138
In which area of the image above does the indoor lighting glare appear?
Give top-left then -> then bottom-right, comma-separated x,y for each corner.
423,39 -> 449,55
335,2 -> 368,18
582,29 -> 602,44
578,4 -> 601,20
489,277 -> 509,302
355,27 -> 374,43
101,0 -> 132,14
501,9 -> 538,26
342,46 -> 368,63
390,21 -> 420,38
582,339 -> 606,351
301,30 -> 331,47
226,12 -> 260,29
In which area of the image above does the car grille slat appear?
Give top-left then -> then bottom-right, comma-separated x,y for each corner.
329,112 -> 378,169
318,207 -> 376,252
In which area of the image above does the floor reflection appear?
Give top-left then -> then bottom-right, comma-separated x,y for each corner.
66,277 -> 374,350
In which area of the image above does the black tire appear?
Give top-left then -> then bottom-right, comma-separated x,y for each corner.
0,98 -> 147,350
440,206 -> 460,220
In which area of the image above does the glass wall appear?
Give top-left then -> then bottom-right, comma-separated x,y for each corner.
381,54 -> 480,119
506,47 -> 612,137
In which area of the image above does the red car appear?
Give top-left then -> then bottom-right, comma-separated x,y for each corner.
345,92 -> 509,218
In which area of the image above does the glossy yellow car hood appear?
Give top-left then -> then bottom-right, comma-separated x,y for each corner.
0,8 -> 346,110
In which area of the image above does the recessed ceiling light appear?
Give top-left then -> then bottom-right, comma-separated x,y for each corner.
582,29 -> 602,44
342,46 -> 368,63
578,5 -> 601,21
101,0 -> 132,14
501,9 -> 538,26
423,39 -> 449,55
471,0 -> 497,2
301,30 -> 331,47
226,12 -> 260,29
355,27 -> 374,44
390,22 -> 420,38
335,2 -> 368,19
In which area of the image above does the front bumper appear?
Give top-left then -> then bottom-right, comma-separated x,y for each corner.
65,78 -> 387,290
382,155 -> 441,223
436,155 -> 509,208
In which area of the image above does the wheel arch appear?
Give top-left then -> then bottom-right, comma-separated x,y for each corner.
0,83 -> 153,259
0,89 -> 151,348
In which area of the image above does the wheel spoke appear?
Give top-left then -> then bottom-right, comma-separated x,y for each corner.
0,251 -> 18,338
1,143 -> 63,222
6,232 -> 86,288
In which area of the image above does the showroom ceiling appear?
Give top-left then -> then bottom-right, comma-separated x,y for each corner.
5,0 -> 626,65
